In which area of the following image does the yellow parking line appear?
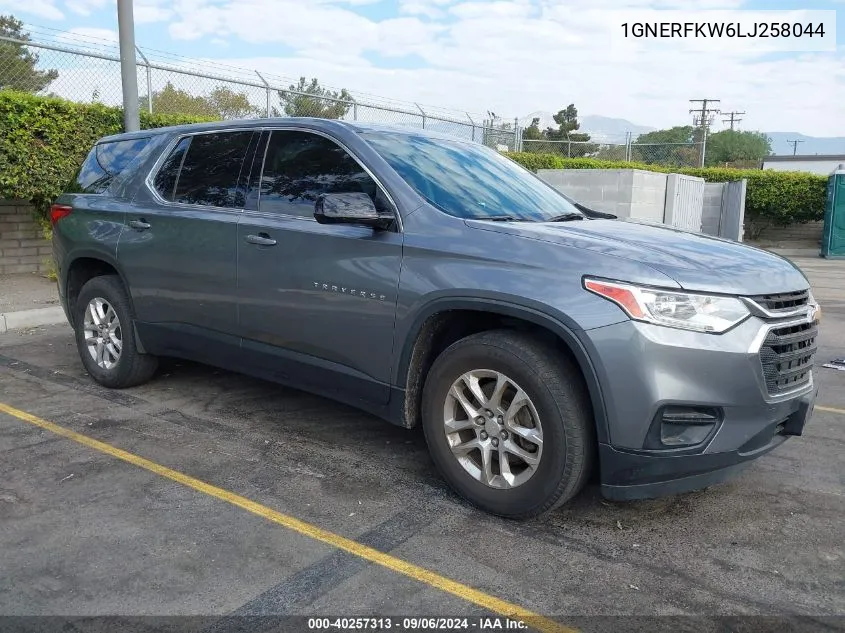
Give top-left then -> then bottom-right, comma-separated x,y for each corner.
816,405 -> 845,416
0,401 -> 575,633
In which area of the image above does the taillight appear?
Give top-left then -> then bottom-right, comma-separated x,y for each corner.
50,204 -> 73,226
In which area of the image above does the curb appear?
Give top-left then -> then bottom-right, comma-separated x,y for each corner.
765,249 -> 822,259
0,306 -> 68,334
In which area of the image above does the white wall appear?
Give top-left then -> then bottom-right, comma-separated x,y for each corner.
536,169 -> 667,222
629,170 -> 669,223
762,159 -> 845,175
537,168 -> 746,240
702,183 -> 725,236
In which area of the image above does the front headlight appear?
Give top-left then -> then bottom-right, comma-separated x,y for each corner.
584,278 -> 750,333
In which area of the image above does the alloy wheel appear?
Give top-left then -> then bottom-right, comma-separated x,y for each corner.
83,297 -> 122,370
443,369 -> 543,489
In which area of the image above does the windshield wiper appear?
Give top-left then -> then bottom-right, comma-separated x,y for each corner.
575,204 -> 617,219
545,213 -> 584,222
481,216 -> 522,222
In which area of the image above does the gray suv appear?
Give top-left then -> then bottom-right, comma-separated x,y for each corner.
51,118 -> 820,518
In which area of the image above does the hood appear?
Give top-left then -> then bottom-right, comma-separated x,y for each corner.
466,218 -> 810,295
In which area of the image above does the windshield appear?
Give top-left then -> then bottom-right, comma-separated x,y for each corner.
360,130 -> 583,221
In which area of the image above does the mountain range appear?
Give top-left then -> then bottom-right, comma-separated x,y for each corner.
764,133 -> 845,157
519,112 -> 655,143
519,111 -> 845,156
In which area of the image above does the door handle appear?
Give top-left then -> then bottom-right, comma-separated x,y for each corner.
245,233 -> 277,246
129,219 -> 151,230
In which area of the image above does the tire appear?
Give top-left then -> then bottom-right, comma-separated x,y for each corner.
421,329 -> 594,519
73,275 -> 158,389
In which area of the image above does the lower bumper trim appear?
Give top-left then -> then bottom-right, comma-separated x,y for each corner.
601,455 -> 755,501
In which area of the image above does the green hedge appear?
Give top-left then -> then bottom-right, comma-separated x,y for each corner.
0,91 -> 828,230
0,90 -> 213,216
507,152 -> 828,226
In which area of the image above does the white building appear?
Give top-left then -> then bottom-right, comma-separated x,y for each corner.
761,155 -> 845,175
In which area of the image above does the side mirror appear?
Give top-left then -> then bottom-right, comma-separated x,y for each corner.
314,192 -> 393,230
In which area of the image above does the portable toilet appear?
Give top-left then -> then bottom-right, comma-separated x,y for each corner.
821,164 -> 845,258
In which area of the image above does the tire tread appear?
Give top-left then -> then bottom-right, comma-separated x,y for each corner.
422,329 -> 595,519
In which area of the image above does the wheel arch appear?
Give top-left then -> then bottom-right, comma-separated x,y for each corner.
63,251 -> 146,353
394,297 -> 609,444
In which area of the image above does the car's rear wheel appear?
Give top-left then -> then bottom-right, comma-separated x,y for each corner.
73,275 -> 158,388
421,330 -> 594,518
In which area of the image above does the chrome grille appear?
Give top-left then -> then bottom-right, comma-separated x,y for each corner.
759,321 -> 817,395
749,290 -> 809,313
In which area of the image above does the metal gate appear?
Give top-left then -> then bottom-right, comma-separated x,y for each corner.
664,174 -> 704,232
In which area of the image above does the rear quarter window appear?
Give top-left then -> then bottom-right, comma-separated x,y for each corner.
73,137 -> 152,194
152,131 -> 254,208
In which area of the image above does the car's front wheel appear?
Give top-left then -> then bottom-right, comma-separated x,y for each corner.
73,275 -> 158,388
421,330 -> 594,518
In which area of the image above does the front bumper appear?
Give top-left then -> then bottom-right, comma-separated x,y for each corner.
600,388 -> 817,500
579,314 -> 818,500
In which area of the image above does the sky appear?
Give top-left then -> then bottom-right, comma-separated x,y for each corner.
4,0 -> 845,137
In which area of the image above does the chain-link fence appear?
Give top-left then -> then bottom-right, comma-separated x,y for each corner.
0,32 -> 522,150
2,29 -> 709,166
521,139 -> 704,168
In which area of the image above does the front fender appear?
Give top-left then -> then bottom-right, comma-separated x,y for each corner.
393,295 -> 610,444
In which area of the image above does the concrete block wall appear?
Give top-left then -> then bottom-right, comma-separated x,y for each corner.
0,200 -> 52,275
629,170 -> 668,223
537,169 -> 667,222
701,183 -> 724,236
537,169 -> 628,217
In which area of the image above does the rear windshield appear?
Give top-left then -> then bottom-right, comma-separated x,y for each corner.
73,137 -> 152,194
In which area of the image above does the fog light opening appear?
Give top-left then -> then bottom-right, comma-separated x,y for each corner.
660,422 -> 715,446
653,406 -> 720,448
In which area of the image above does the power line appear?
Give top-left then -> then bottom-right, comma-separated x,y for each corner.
786,139 -> 805,156
689,99 -> 720,167
722,110 -> 745,130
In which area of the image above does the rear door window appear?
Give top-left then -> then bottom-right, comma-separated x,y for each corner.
74,137 -> 152,194
165,131 -> 254,208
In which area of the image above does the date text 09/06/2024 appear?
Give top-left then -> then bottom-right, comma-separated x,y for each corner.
621,22 -> 826,39
307,617 -> 530,630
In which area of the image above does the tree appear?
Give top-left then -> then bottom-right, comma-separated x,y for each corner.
591,145 -> 628,161
635,125 -> 696,145
522,117 -> 543,141
0,15 -> 58,92
139,82 -> 259,119
704,130 -> 772,166
140,82 -> 218,117
275,77 -> 353,119
631,125 -> 700,166
206,86 -> 261,119
544,104 -> 590,143
541,104 -> 597,157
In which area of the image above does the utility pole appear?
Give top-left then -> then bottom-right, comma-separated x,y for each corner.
117,0 -> 140,132
787,139 -> 804,156
689,98 -> 720,167
722,110 -> 745,130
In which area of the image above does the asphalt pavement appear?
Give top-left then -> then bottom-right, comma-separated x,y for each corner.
0,307 -> 843,631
